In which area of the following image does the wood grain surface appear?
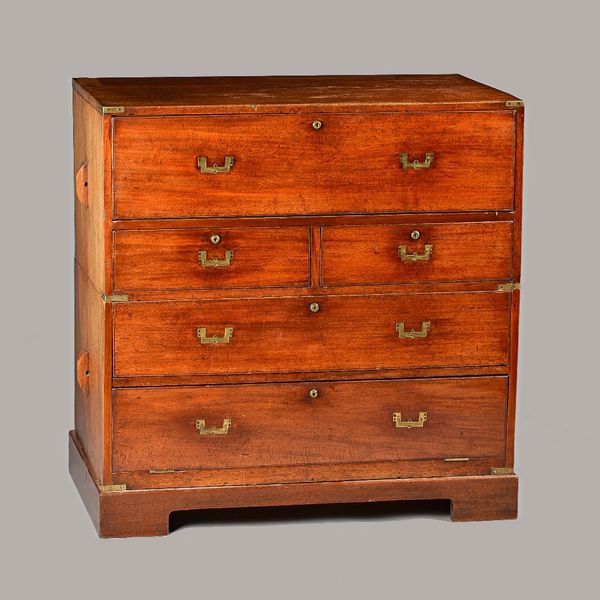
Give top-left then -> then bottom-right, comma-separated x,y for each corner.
113,291 -> 510,378
113,111 -> 515,219
114,226 -> 310,291
321,221 -> 513,286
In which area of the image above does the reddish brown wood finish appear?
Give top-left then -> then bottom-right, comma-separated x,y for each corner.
321,221 -> 513,286
71,75 -> 523,536
73,74 -> 520,116
70,431 -> 517,538
113,377 -> 507,475
113,112 -> 515,219
113,226 -> 311,292
113,292 -> 510,378
74,263 -> 107,482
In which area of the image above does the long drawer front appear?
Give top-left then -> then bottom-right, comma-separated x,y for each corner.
113,111 -> 515,219
113,377 -> 508,483
113,291 -> 510,378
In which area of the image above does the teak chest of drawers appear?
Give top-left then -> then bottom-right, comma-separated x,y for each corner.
69,74 -> 523,537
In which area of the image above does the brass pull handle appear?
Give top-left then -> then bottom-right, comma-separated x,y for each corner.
198,250 -> 234,268
396,321 -> 431,339
76,350 -> 90,394
196,418 -> 231,435
393,412 -> 428,429
398,244 -> 433,262
400,152 -> 434,169
197,155 -> 235,174
197,327 -> 234,345
75,162 -> 89,207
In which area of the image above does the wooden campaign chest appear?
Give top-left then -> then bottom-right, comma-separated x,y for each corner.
69,74 -> 523,537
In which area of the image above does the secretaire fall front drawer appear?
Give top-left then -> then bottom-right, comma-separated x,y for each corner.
112,291 -> 510,378
113,226 -> 311,292
112,111 -> 516,219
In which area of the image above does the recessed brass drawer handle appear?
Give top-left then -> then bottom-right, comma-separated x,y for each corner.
196,418 -> 231,435
197,327 -> 234,345
396,321 -> 431,339
398,244 -> 433,262
393,411 -> 427,429
198,250 -> 234,268
197,155 -> 235,174
399,152 -> 434,169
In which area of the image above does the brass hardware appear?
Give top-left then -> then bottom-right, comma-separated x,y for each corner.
491,467 -> 515,475
396,321 -> 431,339
410,230 -> 421,240
398,244 -> 433,262
309,388 -> 319,399
309,302 -> 320,313
198,250 -> 234,268
445,457 -> 470,462
99,483 -> 126,492
197,327 -> 234,345
197,155 -> 235,174
498,282 -> 521,292
393,411 -> 428,429
102,106 -> 124,114
75,162 -> 89,207
506,100 -> 525,108
312,120 -> 323,130
400,152 -> 434,169
101,293 -> 129,303
76,351 -> 90,394
210,234 -> 221,245
149,469 -> 177,474
196,418 -> 232,435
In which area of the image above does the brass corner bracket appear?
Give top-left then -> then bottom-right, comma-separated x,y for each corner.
506,100 -> 525,108
98,483 -> 127,492
102,106 -> 125,114
498,282 -> 521,292
491,467 -> 514,475
101,293 -> 129,303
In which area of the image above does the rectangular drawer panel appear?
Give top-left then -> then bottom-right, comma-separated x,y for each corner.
113,112 -> 515,219
113,377 -> 507,473
321,221 -> 513,286
114,226 -> 310,292
113,292 -> 510,378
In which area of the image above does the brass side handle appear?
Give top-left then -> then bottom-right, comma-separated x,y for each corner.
197,327 -> 234,345
198,250 -> 234,268
76,350 -> 90,394
393,412 -> 427,429
396,321 -> 431,339
398,244 -> 433,262
196,418 -> 231,435
75,162 -> 88,207
400,152 -> 434,169
197,155 -> 235,174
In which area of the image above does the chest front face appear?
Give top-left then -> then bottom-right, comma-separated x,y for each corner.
70,74 -> 523,537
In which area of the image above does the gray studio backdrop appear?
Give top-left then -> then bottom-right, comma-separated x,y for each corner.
1,1 -> 597,598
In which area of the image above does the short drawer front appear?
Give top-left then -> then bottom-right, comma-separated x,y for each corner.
321,221 -> 513,286
113,226 -> 310,292
113,292 -> 510,378
113,112 -> 515,219
112,377 -> 508,473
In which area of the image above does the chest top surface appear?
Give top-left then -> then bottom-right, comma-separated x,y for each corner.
73,74 -> 521,115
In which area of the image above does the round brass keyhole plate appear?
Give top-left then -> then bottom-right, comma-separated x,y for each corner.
312,120 -> 323,130
210,234 -> 221,244
309,388 -> 319,399
410,230 -> 421,240
309,302 -> 320,313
